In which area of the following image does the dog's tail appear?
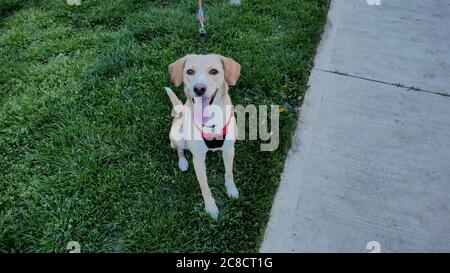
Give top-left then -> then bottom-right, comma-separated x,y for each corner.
165,87 -> 183,117
164,87 -> 182,107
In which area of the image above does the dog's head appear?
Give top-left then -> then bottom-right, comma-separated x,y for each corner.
168,54 -> 240,101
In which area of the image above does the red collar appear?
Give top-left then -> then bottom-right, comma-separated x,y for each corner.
194,110 -> 234,140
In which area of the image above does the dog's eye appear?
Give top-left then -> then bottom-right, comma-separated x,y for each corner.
209,69 -> 219,75
186,69 -> 195,75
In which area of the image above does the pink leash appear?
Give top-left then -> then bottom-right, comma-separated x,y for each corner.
197,0 -> 205,29
197,0 -> 207,53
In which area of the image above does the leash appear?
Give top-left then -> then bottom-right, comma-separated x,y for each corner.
197,0 -> 207,54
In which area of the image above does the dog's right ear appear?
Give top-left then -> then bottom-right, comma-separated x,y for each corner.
168,57 -> 186,87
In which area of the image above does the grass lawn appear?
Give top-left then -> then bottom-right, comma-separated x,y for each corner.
0,0 -> 329,252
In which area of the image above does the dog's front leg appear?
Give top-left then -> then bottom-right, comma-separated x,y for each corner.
223,147 -> 239,199
192,152 -> 219,219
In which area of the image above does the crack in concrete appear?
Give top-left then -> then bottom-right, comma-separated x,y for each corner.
314,68 -> 450,98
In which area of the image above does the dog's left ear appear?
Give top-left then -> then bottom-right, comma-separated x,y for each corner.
168,56 -> 186,87
221,56 -> 241,86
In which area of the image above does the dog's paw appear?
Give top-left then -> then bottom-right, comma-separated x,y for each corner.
205,201 -> 219,220
178,158 -> 189,172
225,179 -> 239,199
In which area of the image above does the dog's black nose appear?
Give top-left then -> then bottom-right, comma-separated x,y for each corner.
193,84 -> 207,96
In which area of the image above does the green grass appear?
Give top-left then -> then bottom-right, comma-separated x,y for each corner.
0,0 -> 329,252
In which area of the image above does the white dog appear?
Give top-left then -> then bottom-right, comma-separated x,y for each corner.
165,54 -> 241,219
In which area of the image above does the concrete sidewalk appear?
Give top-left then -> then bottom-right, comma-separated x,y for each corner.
261,0 -> 450,252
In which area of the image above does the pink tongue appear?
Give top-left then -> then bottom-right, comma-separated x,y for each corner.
193,97 -> 211,125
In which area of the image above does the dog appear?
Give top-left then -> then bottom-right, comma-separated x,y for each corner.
165,54 -> 241,219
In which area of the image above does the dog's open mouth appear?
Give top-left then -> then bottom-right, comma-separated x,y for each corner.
192,89 -> 218,126
192,88 -> 218,105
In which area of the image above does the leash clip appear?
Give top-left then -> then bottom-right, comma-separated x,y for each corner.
199,26 -> 207,37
